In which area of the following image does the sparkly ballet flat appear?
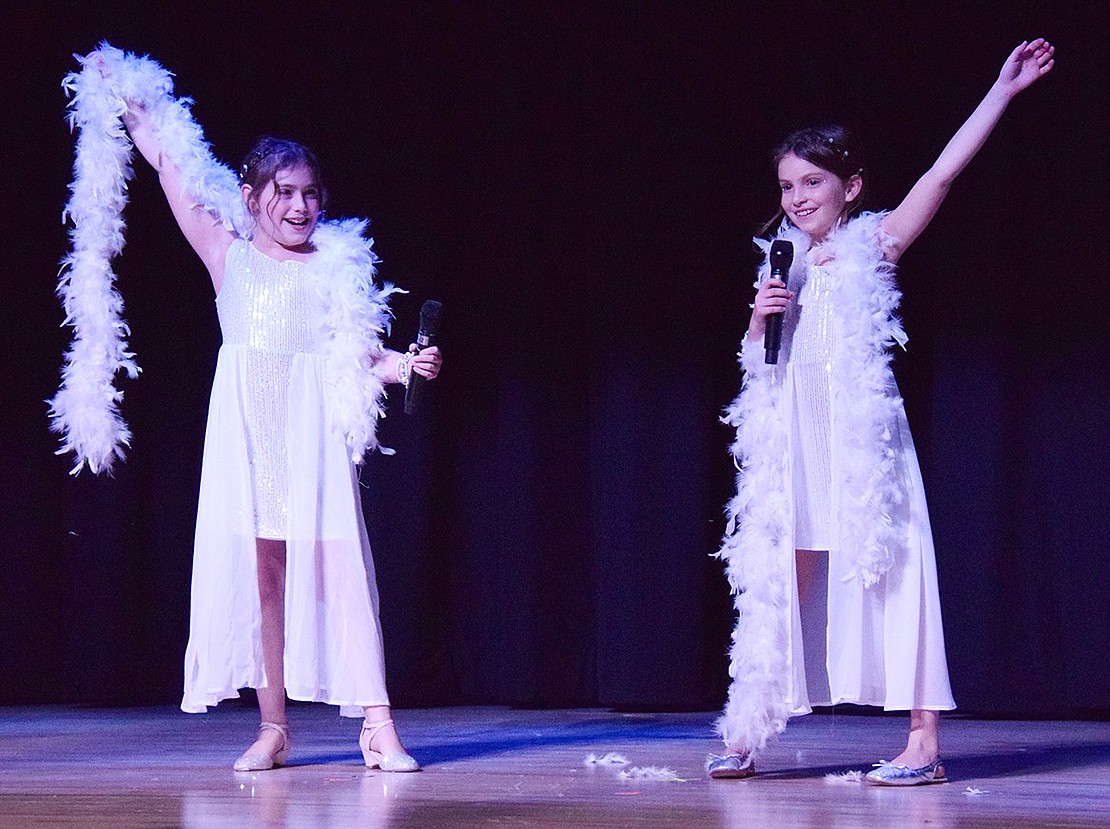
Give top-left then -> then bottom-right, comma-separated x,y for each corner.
233,721 -> 291,772
864,758 -> 946,786
360,719 -> 420,772
706,752 -> 755,779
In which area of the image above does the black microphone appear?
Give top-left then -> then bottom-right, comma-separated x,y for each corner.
764,240 -> 793,364
404,299 -> 443,415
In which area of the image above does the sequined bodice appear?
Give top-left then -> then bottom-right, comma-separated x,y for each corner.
789,261 -> 836,549
215,240 -> 321,539
217,241 -> 317,353
792,264 -> 836,366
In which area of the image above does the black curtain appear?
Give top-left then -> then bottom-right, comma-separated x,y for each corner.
2,2 -> 1106,718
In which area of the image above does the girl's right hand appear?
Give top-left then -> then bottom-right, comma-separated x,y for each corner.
87,52 -> 144,128
121,99 -> 147,131
748,278 -> 793,339
86,51 -> 110,78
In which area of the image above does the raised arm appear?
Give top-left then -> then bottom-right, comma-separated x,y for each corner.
123,102 -> 235,288
881,38 -> 1055,262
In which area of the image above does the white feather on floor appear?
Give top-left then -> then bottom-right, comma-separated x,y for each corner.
824,769 -> 864,783
584,752 -> 629,766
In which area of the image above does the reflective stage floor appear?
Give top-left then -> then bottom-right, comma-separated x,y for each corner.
1,705 -> 1108,827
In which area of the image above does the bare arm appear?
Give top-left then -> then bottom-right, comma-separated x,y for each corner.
122,103 -> 235,290
881,38 -> 1055,262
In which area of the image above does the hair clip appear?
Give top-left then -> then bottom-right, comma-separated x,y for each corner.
822,135 -> 849,159
239,149 -> 266,182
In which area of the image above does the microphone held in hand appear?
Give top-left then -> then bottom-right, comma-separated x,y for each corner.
404,299 -> 443,415
764,240 -> 793,364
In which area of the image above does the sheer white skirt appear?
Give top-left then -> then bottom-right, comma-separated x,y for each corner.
181,346 -> 390,717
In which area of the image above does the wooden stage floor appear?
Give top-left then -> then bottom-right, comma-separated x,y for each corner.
1,705 -> 1108,827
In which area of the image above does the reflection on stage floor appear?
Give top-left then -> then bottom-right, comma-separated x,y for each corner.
1,705 -> 1108,828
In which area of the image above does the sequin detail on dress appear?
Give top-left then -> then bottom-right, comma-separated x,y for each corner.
791,263 -> 836,550
217,241 -> 315,539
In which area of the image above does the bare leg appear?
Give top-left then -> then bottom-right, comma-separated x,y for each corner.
712,553 -> 824,779
890,709 -> 941,768
711,551 -> 824,777
242,538 -> 288,758
362,704 -> 410,756
795,549 -> 821,601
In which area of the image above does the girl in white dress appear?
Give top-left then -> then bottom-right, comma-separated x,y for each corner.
76,48 -> 441,772
709,38 -> 1054,784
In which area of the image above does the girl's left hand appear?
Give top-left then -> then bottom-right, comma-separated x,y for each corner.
996,38 -> 1055,98
410,345 -> 442,380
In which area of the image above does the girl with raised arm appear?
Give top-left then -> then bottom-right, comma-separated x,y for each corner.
57,46 -> 441,772
709,39 -> 1054,784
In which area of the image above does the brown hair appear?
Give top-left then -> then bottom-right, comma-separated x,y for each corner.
239,136 -> 329,219
760,125 -> 865,236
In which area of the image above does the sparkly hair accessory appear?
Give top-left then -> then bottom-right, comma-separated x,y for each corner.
824,135 -> 850,161
239,148 -> 266,182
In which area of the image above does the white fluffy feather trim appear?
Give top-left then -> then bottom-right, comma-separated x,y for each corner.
714,212 -> 910,751
308,220 -> 402,462
49,44 -> 144,474
51,44 -> 396,470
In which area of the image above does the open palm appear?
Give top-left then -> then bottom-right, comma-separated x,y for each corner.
998,38 -> 1055,96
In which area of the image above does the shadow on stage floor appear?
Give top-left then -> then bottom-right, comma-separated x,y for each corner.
1,705 -> 1108,828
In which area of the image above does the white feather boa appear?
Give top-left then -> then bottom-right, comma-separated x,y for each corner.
49,45 -> 143,474
308,220 -> 400,462
50,44 -> 396,471
714,212 -> 909,751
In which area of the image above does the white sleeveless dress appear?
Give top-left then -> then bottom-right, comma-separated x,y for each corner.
785,253 -> 953,712
790,263 -> 836,550
716,214 -> 954,753
181,240 -> 390,716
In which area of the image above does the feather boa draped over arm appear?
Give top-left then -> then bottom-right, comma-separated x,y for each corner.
50,44 -> 397,471
309,221 -> 402,463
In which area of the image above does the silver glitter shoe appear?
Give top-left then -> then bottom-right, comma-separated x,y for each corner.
864,758 -> 946,786
706,752 -> 755,779
360,719 -> 421,772
233,721 -> 291,772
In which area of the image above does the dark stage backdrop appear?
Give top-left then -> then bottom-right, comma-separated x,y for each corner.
2,3 -> 1106,719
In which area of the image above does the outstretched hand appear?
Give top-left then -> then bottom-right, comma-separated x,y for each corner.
83,49 -> 118,83
88,52 -> 108,78
996,38 -> 1055,98
76,49 -> 147,127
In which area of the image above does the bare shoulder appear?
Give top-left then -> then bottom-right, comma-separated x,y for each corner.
878,209 -> 915,263
876,217 -> 898,262
203,231 -> 238,294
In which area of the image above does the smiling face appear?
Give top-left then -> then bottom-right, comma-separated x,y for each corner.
242,164 -> 322,255
777,152 -> 862,242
